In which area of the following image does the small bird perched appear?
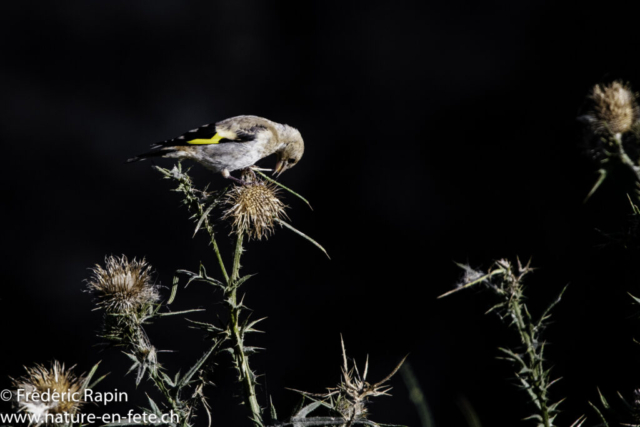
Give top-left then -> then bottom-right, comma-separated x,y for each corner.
127,115 -> 304,182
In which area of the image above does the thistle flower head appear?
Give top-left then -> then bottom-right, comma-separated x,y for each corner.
293,338 -> 406,422
328,341 -> 406,420
587,81 -> 639,135
455,264 -> 485,289
222,174 -> 288,240
12,361 -> 85,424
87,255 -> 159,312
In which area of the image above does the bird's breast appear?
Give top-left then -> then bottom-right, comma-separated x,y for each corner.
195,140 -> 270,172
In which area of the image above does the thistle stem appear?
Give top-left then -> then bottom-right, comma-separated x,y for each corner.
231,232 -> 243,284
198,211 -> 229,285
228,231 -> 263,425
161,165 -> 263,424
156,165 -> 230,284
130,319 -> 183,422
211,229 -> 230,285
509,293 -> 551,427
613,133 -> 640,182
197,200 -> 229,285
448,261 -> 556,427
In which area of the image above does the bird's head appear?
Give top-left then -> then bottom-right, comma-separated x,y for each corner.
274,125 -> 304,177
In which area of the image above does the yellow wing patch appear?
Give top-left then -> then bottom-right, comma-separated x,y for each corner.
187,133 -> 225,145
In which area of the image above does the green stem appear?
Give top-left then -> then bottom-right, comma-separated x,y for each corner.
150,368 -> 177,410
210,227 -> 230,285
131,320 -> 183,421
613,133 -> 640,181
195,198 -> 229,285
231,232 -> 244,284
162,166 -> 261,423
509,293 -> 550,427
149,367 -> 191,427
438,268 -> 505,298
611,133 -> 640,201
161,164 -> 230,284
228,231 -> 263,425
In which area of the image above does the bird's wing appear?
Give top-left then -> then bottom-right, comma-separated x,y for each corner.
153,122 -> 266,148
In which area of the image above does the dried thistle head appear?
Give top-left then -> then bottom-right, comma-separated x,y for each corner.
587,81 -> 639,135
12,361 -> 86,424
221,173 -> 288,240
87,255 -> 159,313
292,338 -> 406,422
455,263 -> 485,289
329,339 -> 406,420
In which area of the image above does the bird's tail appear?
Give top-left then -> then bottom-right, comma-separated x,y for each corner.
126,146 -> 176,163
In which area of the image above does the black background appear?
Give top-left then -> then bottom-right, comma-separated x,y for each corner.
3,1 -> 640,426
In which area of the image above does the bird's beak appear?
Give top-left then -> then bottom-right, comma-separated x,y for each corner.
273,160 -> 286,177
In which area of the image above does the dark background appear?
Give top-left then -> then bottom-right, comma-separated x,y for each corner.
3,1 -> 640,426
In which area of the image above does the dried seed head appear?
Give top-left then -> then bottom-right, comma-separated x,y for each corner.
87,255 -> 159,312
299,339 -> 406,422
455,264 -> 485,289
588,81 -> 639,134
335,394 -> 368,420
12,361 -> 86,424
222,175 -> 288,240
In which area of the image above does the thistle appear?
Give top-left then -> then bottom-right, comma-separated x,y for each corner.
154,164 -> 331,426
11,361 -> 86,425
222,172 -> 288,240
587,81 -> 639,135
440,259 -> 567,427
328,340 -> 407,422
286,338 -> 407,427
86,255 -> 159,313
579,81 -> 640,202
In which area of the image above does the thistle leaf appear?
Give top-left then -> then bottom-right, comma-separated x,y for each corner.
156,308 -> 205,317
588,400 -> 610,427
294,401 -> 324,418
168,275 -> 179,305
84,361 -> 109,390
584,168 -> 608,203
253,169 -> 313,210
537,284 -> 569,330
275,218 -> 330,259
270,396 -> 278,422
177,342 -> 219,390
146,395 -> 162,417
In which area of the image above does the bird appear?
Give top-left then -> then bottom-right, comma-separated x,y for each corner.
127,115 -> 304,183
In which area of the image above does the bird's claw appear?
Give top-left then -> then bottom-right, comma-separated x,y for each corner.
223,168 -> 264,186
226,175 -> 251,186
